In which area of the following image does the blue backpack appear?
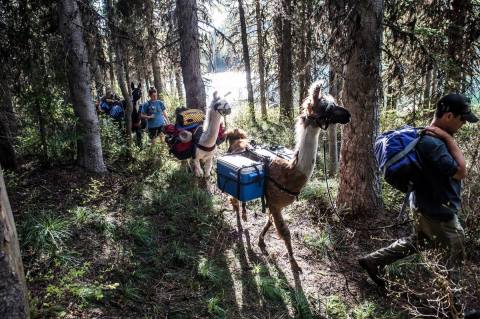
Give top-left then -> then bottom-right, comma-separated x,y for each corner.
110,103 -> 125,120
375,125 -> 424,193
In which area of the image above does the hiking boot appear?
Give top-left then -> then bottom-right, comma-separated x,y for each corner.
358,257 -> 385,287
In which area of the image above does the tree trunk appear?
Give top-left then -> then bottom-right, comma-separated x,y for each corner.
0,86 -> 17,170
124,50 -> 132,96
430,64 -> 438,106
238,0 -> 255,121
35,98 -> 48,163
255,0 -> 267,119
176,0 -> 207,110
275,0 -> 294,120
446,0 -> 469,92
175,66 -> 184,102
82,7 -> 104,98
116,45 -> 133,152
0,167 -> 29,318
59,0 -> 107,173
337,0 -> 383,214
297,0 -> 313,105
423,62 -> 433,109
328,69 -> 341,176
148,0 -> 163,95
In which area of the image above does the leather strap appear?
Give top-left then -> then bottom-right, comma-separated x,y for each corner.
196,143 -> 216,152
268,176 -> 300,197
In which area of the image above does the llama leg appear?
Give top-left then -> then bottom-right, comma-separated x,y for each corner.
241,202 -> 247,222
258,213 -> 273,250
271,207 -> 302,273
230,197 -> 240,215
192,158 -> 204,177
230,198 -> 247,222
204,156 -> 213,177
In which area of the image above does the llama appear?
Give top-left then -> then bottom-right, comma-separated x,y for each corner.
192,92 -> 231,177
226,81 -> 351,272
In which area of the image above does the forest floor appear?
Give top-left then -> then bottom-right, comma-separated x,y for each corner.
6,152 -> 480,318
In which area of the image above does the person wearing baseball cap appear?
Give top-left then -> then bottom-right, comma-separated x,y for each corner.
359,92 -> 478,316
436,93 -> 478,124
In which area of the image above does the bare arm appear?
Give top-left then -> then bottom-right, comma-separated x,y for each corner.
163,111 -> 169,123
425,126 -> 467,180
141,113 -> 153,120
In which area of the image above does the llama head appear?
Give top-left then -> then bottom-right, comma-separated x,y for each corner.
131,82 -> 142,104
209,91 -> 232,116
302,81 -> 350,129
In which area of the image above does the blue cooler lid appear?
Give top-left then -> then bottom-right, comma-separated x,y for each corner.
217,155 -> 264,183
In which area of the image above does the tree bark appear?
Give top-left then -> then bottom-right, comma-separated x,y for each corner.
0,167 -> 29,318
82,6 -> 104,98
430,64 -> 438,106
148,0 -> 163,95
275,0 -> 294,120
175,66 -> 184,102
255,0 -> 267,119
337,0 -> 383,215
423,62 -> 432,109
446,0 -> 470,92
116,44 -> 133,152
328,69 -> 342,176
59,0 -> 107,173
297,0 -> 313,106
176,0 -> 207,110
151,54 -> 163,94
238,0 -> 255,121
35,98 -> 48,164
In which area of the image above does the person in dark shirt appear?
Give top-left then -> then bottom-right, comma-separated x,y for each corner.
359,93 -> 478,315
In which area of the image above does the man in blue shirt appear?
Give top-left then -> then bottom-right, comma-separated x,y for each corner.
141,87 -> 169,143
359,93 -> 478,315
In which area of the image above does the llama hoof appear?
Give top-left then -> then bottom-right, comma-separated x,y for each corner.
290,259 -> 302,274
258,239 -> 268,254
241,211 -> 248,222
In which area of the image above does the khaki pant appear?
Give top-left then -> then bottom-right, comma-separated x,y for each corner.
365,209 -> 465,283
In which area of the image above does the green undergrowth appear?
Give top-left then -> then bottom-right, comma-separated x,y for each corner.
13,146 -> 237,317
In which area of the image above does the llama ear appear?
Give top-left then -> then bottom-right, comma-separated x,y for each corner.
130,82 -> 135,91
213,91 -> 219,100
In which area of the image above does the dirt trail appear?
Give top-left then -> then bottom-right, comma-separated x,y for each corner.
212,189 -> 394,318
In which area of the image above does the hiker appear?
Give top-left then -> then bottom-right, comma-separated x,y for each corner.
97,89 -> 120,114
140,87 -> 169,144
359,93 -> 478,316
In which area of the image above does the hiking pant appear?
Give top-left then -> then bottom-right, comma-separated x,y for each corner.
364,209 -> 465,284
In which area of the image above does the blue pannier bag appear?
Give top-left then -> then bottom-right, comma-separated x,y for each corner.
217,154 -> 265,202
375,125 -> 423,193
110,103 -> 125,120
100,101 -> 112,113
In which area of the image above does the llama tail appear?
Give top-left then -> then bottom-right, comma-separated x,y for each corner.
225,128 -> 248,145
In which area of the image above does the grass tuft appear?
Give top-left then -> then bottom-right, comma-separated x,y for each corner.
19,210 -> 72,256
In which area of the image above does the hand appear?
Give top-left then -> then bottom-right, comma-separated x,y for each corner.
149,115 -> 155,119
425,126 -> 452,141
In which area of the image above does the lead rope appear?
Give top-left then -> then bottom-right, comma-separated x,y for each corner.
323,134 -> 337,214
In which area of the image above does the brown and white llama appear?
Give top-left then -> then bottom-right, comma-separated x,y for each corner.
226,81 -> 351,272
192,92 -> 231,178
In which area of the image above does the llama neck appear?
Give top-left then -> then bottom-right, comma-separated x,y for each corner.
199,108 -> 222,146
293,124 -> 321,179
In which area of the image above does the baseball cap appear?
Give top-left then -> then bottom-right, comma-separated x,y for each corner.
437,93 -> 478,123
